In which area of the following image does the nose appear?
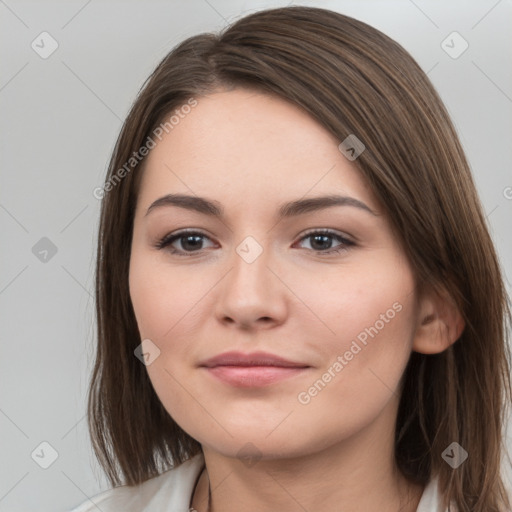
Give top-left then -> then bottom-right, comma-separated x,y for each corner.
213,238 -> 288,331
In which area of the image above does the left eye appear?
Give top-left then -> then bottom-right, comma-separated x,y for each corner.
155,229 -> 354,256
295,230 -> 354,254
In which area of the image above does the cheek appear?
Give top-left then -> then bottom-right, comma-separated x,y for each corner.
299,257 -> 416,356
129,256 -> 208,435
128,251 -> 206,342
299,258 -> 417,403
288,275 -> 417,447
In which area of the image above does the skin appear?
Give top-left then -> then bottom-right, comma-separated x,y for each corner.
129,88 -> 464,512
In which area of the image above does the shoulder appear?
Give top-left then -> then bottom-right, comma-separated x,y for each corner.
416,475 -> 458,512
68,453 -> 205,512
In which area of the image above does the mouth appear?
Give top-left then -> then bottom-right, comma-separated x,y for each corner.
199,351 -> 311,388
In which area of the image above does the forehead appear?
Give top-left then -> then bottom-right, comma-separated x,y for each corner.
137,88 -> 377,214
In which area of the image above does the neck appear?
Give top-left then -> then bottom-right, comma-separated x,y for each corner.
191,408 -> 424,512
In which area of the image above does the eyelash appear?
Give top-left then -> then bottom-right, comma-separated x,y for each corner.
154,228 -> 355,257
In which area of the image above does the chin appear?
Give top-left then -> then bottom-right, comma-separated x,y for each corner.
201,436 -> 308,461
189,422 -> 340,463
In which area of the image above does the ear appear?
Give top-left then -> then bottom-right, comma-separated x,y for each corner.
412,287 -> 465,355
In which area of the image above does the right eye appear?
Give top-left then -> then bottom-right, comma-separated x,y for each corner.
154,229 -> 216,256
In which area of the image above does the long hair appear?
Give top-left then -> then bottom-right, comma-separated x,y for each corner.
88,6 -> 511,510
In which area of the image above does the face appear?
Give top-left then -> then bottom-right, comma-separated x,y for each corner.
129,88 -> 420,460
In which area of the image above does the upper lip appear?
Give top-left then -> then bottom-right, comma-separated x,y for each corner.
200,351 -> 309,368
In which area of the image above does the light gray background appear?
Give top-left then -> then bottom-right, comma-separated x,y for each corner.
1,1 -> 511,511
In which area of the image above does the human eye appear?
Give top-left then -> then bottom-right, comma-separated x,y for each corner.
154,229 -> 216,256
154,228 -> 355,258
294,229 -> 355,256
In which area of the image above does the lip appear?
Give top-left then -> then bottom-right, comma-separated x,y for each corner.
200,350 -> 308,368
199,351 -> 310,388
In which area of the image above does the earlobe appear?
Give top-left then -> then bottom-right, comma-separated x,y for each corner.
412,288 -> 465,355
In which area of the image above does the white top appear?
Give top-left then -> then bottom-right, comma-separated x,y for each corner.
69,453 -> 453,511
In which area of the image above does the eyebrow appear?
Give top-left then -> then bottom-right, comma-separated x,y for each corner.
144,193 -> 379,218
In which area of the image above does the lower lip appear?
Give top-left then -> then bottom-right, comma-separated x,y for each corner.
204,366 -> 309,387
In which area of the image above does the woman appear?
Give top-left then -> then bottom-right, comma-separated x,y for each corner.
71,6 -> 511,511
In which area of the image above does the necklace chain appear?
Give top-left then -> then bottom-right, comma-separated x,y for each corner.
192,466 -> 211,512
206,477 -> 211,512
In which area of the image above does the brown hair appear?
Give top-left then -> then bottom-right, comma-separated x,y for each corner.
88,6 -> 511,510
